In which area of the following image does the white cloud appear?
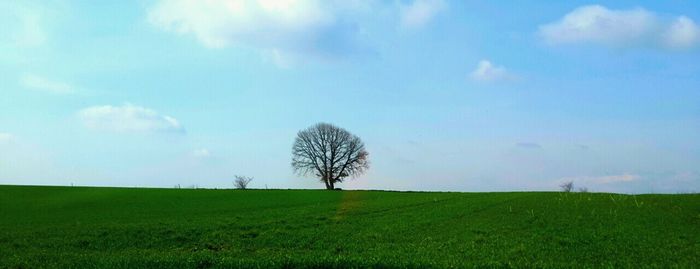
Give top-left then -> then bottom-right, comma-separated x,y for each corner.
664,16 -> 700,49
469,60 -> 513,82
539,5 -> 656,47
147,0 -> 374,63
148,0 -> 331,49
192,149 -> 211,158
79,104 -> 184,133
539,5 -> 700,50
19,73 -> 75,95
399,0 -> 446,29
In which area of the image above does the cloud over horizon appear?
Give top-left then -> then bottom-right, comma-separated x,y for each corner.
561,173 -> 641,185
539,5 -> 700,50
79,104 -> 184,133
558,173 -> 648,192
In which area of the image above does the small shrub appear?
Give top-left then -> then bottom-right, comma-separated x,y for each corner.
234,175 -> 253,190
560,181 -> 574,192
578,187 -> 588,193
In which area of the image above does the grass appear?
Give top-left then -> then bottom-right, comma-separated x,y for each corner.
0,185 -> 698,268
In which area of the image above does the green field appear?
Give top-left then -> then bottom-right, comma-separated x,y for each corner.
0,185 -> 698,268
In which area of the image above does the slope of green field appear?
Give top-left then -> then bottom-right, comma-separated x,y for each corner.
0,185 -> 698,268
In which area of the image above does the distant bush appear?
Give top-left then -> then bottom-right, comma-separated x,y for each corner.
234,175 -> 253,190
578,187 -> 588,193
560,181 -> 574,192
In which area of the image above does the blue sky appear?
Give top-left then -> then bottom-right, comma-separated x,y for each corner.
1,0 -> 699,193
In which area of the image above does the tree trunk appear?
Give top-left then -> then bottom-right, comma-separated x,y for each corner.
323,178 -> 330,190
329,180 -> 335,190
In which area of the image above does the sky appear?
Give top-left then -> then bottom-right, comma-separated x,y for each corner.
1,0 -> 699,193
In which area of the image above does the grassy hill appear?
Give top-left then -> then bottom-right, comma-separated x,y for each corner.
0,185 -> 698,268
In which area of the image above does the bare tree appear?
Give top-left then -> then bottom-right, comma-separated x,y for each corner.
292,123 -> 369,190
560,181 -> 574,192
234,175 -> 253,190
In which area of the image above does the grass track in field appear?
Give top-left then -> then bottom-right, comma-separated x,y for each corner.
0,185 -> 698,268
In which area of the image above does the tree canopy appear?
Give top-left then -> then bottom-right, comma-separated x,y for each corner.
292,123 -> 369,190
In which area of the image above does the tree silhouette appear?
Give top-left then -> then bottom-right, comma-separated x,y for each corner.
234,175 -> 253,190
292,123 -> 369,190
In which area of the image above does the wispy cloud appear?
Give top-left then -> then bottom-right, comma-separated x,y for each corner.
19,73 -> 75,95
399,0 -> 446,29
539,5 -> 700,50
79,104 -> 184,133
470,60 -> 514,82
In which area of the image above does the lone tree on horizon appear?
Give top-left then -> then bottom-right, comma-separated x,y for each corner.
292,123 -> 369,190
233,175 -> 253,190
